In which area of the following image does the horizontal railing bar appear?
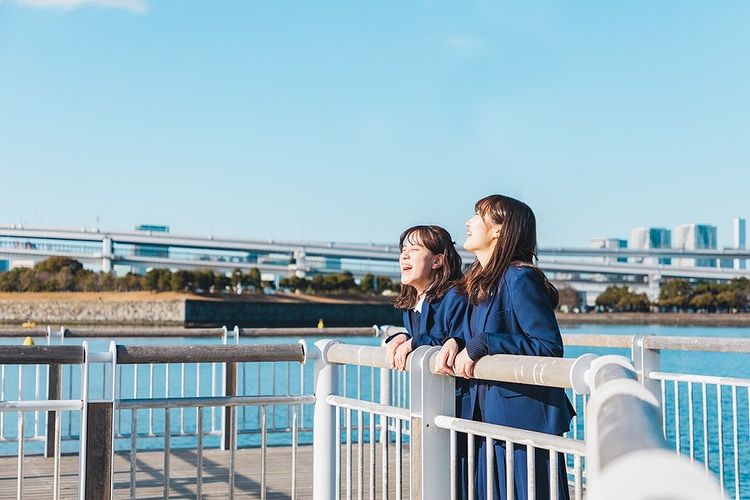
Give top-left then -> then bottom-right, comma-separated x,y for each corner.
326,344 -> 392,369
116,394 -> 314,409
0,346 -> 84,364
649,371 -> 750,387
0,400 -> 83,411
243,327 -> 377,337
326,343 -> 578,388
434,416 -> 586,455
643,336 -> 750,353
115,343 -> 305,364
430,353 -> 577,389
562,334 -> 633,348
0,328 -> 226,338
326,395 -> 410,421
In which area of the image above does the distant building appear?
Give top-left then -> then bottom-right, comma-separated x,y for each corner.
590,238 -> 627,264
629,227 -> 671,265
673,223 -> 717,267
734,217 -> 746,270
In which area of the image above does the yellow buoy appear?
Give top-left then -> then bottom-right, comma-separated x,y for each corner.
22,321 -> 35,329
23,336 -> 35,347
317,318 -> 325,329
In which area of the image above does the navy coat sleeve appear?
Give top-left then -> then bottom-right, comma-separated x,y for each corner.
466,269 -> 563,359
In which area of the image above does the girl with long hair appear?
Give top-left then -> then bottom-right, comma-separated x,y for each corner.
435,195 -> 575,500
385,225 -> 467,371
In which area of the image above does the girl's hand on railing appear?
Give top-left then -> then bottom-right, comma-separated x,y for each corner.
385,334 -> 409,369
453,348 -> 476,379
393,340 -> 413,371
435,339 -> 459,375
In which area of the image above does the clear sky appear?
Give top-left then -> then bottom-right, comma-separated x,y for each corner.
1,1 -> 748,248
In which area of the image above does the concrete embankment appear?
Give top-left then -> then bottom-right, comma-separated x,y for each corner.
0,292 -> 402,327
3,293 -> 750,328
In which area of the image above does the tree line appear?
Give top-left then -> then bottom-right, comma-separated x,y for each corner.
0,257 -> 399,295
279,273 -> 399,294
589,278 -> 750,313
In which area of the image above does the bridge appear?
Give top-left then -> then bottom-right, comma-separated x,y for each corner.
2,225 -> 750,303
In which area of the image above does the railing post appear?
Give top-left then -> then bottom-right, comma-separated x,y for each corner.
220,325 -> 237,450
45,364 -> 62,458
222,362 -> 237,450
313,340 -> 339,500
378,331 -> 391,445
409,346 -> 454,500
632,334 -> 662,407
84,402 -> 114,499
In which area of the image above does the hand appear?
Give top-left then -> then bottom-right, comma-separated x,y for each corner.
393,340 -> 413,371
385,334 -> 409,369
435,338 -> 460,375
453,348 -> 477,379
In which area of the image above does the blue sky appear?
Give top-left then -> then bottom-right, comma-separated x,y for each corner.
1,1 -> 748,247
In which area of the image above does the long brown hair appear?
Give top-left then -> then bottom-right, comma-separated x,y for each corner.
457,195 -> 559,307
394,225 -> 463,310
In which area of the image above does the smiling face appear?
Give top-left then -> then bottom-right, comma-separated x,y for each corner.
463,211 -> 500,256
399,234 -> 443,295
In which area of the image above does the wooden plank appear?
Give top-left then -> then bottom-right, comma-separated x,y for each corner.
0,346 -> 84,365
0,444 -> 411,499
115,344 -> 305,364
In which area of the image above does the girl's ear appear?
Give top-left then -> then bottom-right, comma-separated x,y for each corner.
432,254 -> 445,270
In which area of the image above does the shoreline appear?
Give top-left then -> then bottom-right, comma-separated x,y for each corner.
1,293 -> 749,327
557,312 -> 750,327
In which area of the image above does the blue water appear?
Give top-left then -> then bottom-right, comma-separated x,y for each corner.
2,325 -> 749,496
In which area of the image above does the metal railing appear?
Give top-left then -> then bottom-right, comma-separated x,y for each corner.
311,340 -> 724,500
0,325 -> 747,498
0,339 -> 309,499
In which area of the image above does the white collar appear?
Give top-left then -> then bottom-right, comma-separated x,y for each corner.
413,295 -> 425,314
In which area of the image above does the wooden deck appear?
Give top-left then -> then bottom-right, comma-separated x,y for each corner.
0,444 -> 410,499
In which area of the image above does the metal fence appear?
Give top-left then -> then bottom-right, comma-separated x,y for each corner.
0,326 -> 747,499
312,340 -> 724,500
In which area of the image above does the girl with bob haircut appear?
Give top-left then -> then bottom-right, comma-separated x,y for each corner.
385,225 -> 467,371
436,195 -> 575,500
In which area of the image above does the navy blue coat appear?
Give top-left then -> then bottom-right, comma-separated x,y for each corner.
387,286 -> 468,349
455,266 -> 574,500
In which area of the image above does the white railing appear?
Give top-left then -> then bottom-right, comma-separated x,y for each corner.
1,326 -> 748,498
311,340 -> 724,500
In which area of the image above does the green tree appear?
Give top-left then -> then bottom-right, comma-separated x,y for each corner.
658,279 -> 693,311
558,287 -> 581,312
716,290 -> 739,311
359,273 -> 375,293
690,292 -> 716,312
34,257 -> 83,275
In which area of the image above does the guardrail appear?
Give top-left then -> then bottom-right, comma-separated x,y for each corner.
0,340 -> 308,499
0,326 -> 747,498
311,340 -> 724,500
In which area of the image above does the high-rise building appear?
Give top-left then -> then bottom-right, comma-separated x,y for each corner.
733,217 -> 746,269
629,227 -> 671,265
673,223 -> 717,267
590,238 -> 627,264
